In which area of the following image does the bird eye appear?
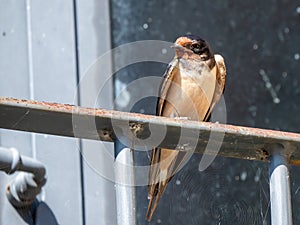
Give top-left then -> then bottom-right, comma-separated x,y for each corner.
191,43 -> 202,54
191,43 -> 200,49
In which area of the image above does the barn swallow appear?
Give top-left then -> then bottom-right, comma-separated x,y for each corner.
146,35 -> 226,221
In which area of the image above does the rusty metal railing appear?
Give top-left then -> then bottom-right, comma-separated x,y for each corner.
0,97 -> 298,225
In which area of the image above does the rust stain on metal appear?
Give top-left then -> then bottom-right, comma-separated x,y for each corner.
256,148 -> 270,161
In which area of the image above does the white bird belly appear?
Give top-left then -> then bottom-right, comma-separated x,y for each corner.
162,59 -> 216,121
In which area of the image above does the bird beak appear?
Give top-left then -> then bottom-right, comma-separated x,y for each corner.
171,44 -> 193,56
171,43 -> 185,50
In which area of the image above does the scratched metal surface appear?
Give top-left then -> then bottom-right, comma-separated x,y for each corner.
1,97 -> 300,164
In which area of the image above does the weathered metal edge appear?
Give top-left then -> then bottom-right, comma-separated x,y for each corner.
1,97 -> 300,164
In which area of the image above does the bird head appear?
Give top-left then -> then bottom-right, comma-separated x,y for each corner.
173,35 -> 214,62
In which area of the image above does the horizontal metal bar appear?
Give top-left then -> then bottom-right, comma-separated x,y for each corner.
0,97 -> 300,164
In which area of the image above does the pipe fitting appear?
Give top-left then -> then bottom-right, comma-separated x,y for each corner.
0,146 -> 46,208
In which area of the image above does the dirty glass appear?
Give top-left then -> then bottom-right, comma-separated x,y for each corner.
110,1 -> 300,224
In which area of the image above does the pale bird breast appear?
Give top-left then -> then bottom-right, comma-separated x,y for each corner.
163,58 -> 217,121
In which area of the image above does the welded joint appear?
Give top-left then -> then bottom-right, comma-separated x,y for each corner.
262,143 -> 292,165
258,143 -> 294,163
99,128 -> 114,141
256,148 -> 270,161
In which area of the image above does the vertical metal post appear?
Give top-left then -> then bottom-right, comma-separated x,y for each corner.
269,144 -> 293,225
114,139 -> 137,225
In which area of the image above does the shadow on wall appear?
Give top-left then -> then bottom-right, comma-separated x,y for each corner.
34,202 -> 59,225
14,200 -> 58,225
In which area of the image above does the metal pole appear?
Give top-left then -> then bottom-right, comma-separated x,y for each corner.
114,139 -> 137,225
269,144 -> 292,225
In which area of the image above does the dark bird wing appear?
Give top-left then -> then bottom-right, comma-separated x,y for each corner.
156,59 -> 179,116
146,59 -> 180,221
203,54 -> 227,121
